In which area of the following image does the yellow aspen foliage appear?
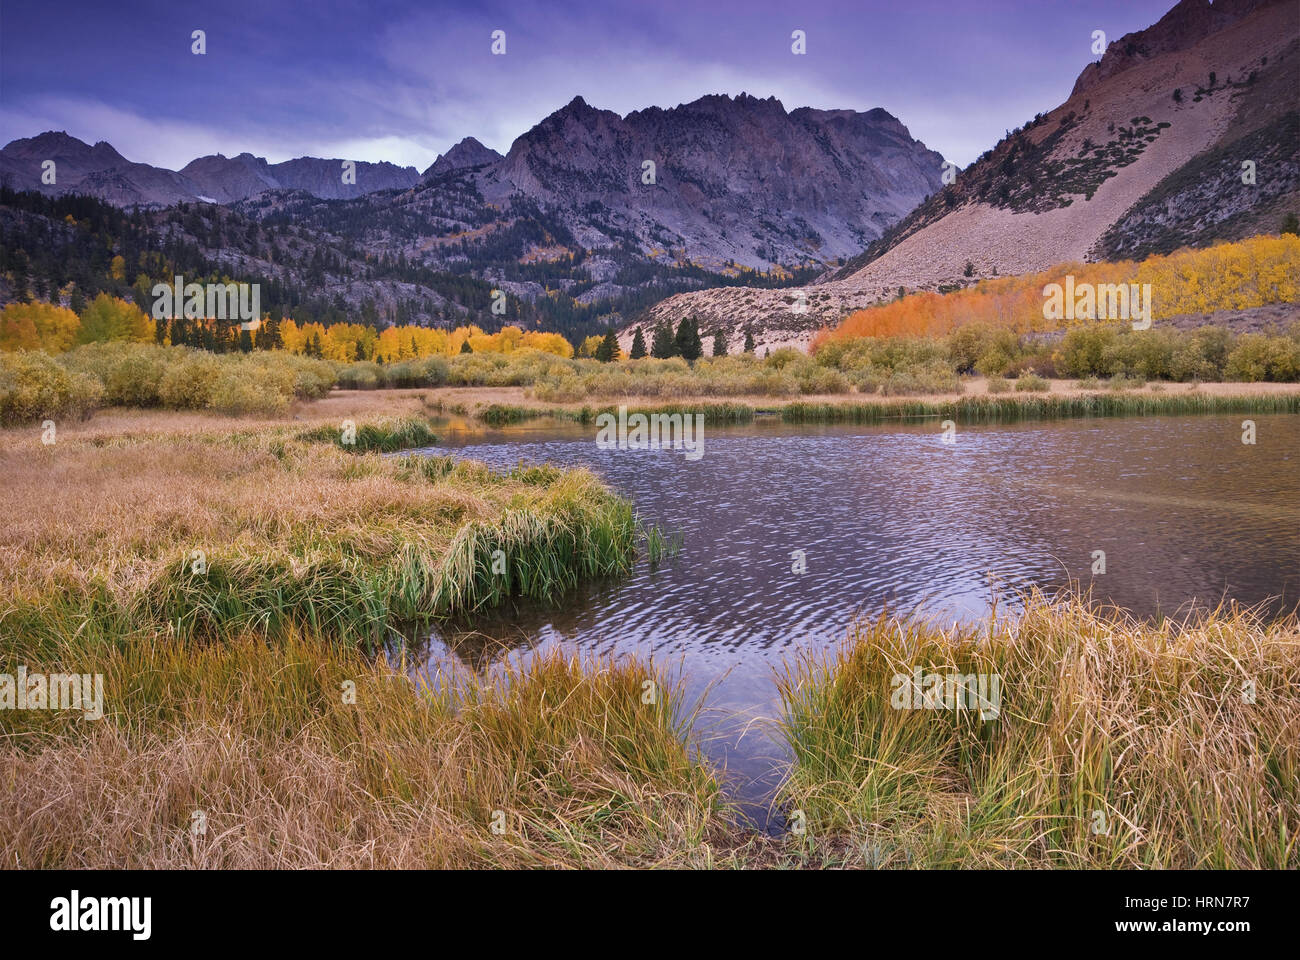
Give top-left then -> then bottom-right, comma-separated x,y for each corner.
818,234 -> 1300,347
576,335 -> 605,358
0,302 -> 81,352
76,293 -> 153,345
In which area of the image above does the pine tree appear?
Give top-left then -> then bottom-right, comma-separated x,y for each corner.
712,329 -> 727,357
460,339 -> 473,354
629,327 -> 647,359
11,250 -> 29,303
743,329 -> 756,354
260,313 -> 283,351
674,317 -> 702,362
650,322 -> 675,358
595,328 -> 619,362
238,327 -> 253,353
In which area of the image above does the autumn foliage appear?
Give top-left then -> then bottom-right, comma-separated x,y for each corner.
0,295 -> 153,353
815,234 -> 1300,348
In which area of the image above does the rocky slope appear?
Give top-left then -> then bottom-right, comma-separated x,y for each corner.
632,0 -> 1299,354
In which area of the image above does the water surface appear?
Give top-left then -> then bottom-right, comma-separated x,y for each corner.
409,413 -> 1300,825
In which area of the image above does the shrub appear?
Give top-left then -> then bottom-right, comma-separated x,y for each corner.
0,350 -> 102,425
1015,373 -> 1050,392
158,352 -> 224,409
974,350 -> 1013,377
208,367 -> 292,416
104,351 -> 168,406
1106,373 -> 1146,390
986,376 -> 1012,393
948,324 -> 1021,374
1059,325 -> 1122,378
796,366 -> 850,395
336,361 -> 383,390
878,361 -> 963,396
1225,333 -> 1300,382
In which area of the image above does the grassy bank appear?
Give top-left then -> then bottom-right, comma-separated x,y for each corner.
778,593 -> 1299,868
0,627 -> 733,868
0,408 -> 643,645
426,380 -> 1300,428
3,588 -> 1294,867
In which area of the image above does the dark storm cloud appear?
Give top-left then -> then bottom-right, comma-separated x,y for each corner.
0,0 -> 1175,169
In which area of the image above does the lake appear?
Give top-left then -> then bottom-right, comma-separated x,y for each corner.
408,412 -> 1300,826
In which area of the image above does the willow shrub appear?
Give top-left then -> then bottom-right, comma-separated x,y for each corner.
0,350 -> 103,425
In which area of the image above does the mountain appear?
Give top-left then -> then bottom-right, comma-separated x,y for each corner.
469,93 -> 943,270
423,137 -> 503,179
1,94 -> 943,341
0,134 -> 420,204
0,132 -> 202,206
632,0 -> 1300,353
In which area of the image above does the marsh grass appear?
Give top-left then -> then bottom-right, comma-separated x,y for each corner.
295,415 -> 439,453
1,412 -> 642,645
782,391 -> 1300,423
776,592 -> 1300,868
0,624 -> 735,868
469,400 -> 758,426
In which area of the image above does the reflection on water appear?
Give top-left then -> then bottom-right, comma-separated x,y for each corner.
409,413 -> 1300,828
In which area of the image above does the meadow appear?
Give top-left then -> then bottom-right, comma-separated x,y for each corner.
1,392 -> 1296,868
2,231 -> 1298,868
6,320 -> 1300,430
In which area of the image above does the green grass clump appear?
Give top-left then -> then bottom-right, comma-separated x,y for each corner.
138,461 -> 638,643
295,415 -> 438,453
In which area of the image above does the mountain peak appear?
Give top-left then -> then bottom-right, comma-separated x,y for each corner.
423,136 -> 503,179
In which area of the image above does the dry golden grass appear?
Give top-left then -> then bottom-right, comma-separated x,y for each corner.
0,631 -> 739,868
0,402 -> 620,609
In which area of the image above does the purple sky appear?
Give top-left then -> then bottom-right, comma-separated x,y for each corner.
1,0 -> 1177,170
